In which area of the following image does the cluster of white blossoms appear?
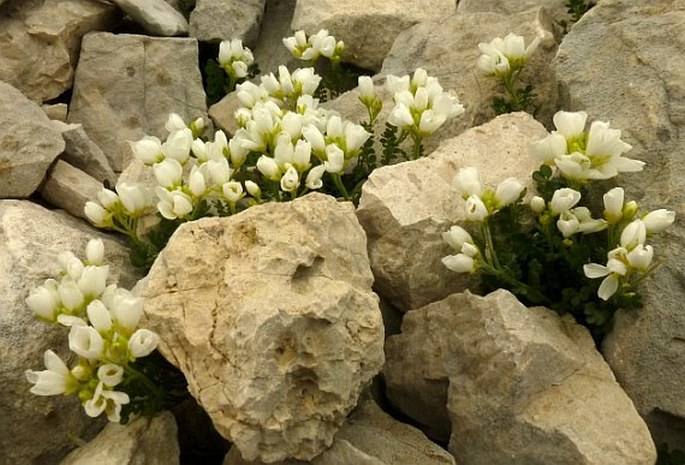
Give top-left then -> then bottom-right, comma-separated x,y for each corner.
530,188 -> 607,239
386,68 -> 465,137
283,29 -> 344,62
442,225 -> 481,273
583,187 -> 675,300
217,38 -> 254,80
452,167 -> 525,222
477,32 -> 540,78
25,239 -> 159,422
530,111 -> 645,182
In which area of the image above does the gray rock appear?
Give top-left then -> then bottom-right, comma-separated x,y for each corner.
224,397 -> 456,465
50,120 -> 117,186
60,411 -> 180,465
42,103 -> 69,122
385,290 -> 657,464
552,0 -> 685,445
68,32 -> 207,172
252,0 -> 301,75
39,160 -> 103,221
0,0 -> 117,102
291,0 -> 456,71
209,91 -> 242,136
110,0 -> 188,36
143,193 -> 385,462
189,0 -> 266,46
356,113 -> 545,312
457,0 -> 569,22
381,8 -> 558,143
0,200 -> 141,465
0,80 -> 65,198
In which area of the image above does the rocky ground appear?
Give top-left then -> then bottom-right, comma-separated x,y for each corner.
1,0 -> 684,464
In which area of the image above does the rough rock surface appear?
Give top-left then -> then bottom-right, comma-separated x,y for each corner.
39,160 -> 103,221
68,32 -> 207,171
457,0 -> 569,21
143,193 -> 385,462
291,0 -> 456,71
110,0 -> 188,36
553,0 -> 685,445
0,81 -> 65,198
189,0 -> 266,46
0,200 -> 141,465
252,0 -> 300,75
385,290 -> 657,464
224,397 -> 456,465
381,8 -> 558,145
356,113 -> 545,312
60,411 -> 180,465
0,0 -> 117,102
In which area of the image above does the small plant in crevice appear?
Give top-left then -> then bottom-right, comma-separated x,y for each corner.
203,39 -> 260,106
477,33 -> 540,115
556,0 -> 597,35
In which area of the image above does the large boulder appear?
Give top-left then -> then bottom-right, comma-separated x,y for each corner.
0,200 -> 141,465
0,0 -> 117,102
291,0 -> 456,71
385,289 -> 656,464
457,0 -> 569,22
552,0 -> 685,446
143,193 -> 385,462
68,32 -> 207,171
0,81 -> 65,198
356,112 -> 545,312
189,0 -> 266,46
109,0 -> 188,36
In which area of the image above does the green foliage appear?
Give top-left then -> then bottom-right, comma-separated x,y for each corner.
178,0 -> 196,20
314,60 -> 366,101
492,84 -> 534,115
556,0 -> 596,35
379,123 -> 407,166
658,444 -> 685,465
204,59 -> 260,106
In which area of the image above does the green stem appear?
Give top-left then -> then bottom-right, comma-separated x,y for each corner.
411,134 -> 423,160
123,364 -> 162,399
331,173 -> 351,201
481,220 -> 500,269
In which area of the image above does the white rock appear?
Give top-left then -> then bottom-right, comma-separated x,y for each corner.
39,160 -> 103,220
143,193 -> 385,462
110,0 -> 188,36
189,0 -> 266,46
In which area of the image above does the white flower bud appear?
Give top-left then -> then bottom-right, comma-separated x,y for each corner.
305,165 -> 326,190
256,156 -> 281,180
153,158 -> 183,189
280,165 -> 300,193
620,219 -> 647,250
627,244 -> 654,271
550,188 -> 581,215
442,254 -> 475,273
245,180 -> 261,198
222,181 -> 244,203
58,280 -> 85,312
78,265 -> 109,298
85,239 -> 105,266
69,324 -> 104,360
453,167 -> 482,198
26,279 -> 60,322
465,194 -> 489,222
603,187 -> 625,224
97,364 -> 124,388
442,225 -> 473,251
495,177 -> 524,206
642,209 -> 675,233
530,196 -> 546,213
128,329 -> 160,358
86,300 -> 112,334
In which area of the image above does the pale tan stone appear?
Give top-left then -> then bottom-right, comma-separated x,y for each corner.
39,160 -> 103,220
110,0 -> 188,36
189,0 -> 266,46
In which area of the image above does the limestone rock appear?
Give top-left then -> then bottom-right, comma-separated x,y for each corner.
553,0 -> 685,443
209,91 -> 242,136
42,103 -> 69,122
60,411 -> 180,465
0,80 -> 65,198
0,0 -> 117,102
385,290 -> 657,464
110,0 -> 188,36
457,0 -> 569,21
0,200 -> 141,465
39,160 -> 103,220
356,113 -> 545,312
143,193 -> 385,462
381,8 -> 558,145
225,397 -> 456,465
51,120 -> 117,186
291,0 -> 456,71
68,32 -> 207,172
252,0 -> 301,75
189,0 -> 266,46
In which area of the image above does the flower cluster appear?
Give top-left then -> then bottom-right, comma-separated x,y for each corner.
477,33 -> 540,78
442,226 -> 481,273
283,29 -> 344,63
218,39 -> 255,81
25,239 -> 160,422
452,167 -> 525,222
530,111 -> 645,182
530,188 -> 607,239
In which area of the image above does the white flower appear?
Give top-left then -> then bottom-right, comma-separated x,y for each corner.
642,209 -> 675,233
58,251 -> 84,280
78,265 -> 109,298
155,188 -> 194,220
550,188 -> 581,215
188,165 -> 208,197
229,136 -> 250,168
256,156 -> 281,180
280,165 -> 300,193
106,290 -> 143,334
620,219 -> 646,250
116,184 -> 149,216
477,33 -> 540,76
84,202 -> 113,228
495,177 -> 524,206
245,180 -> 261,198
206,158 -> 234,186
584,248 -> 629,301
305,165 -> 326,190
162,128 -> 193,164
86,300 -> 113,334
529,133 -> 567,165
58,280 -> 85,312
97,188 -> 119,209
453,167 -> 482,199
530,196 -> 546,213
97,364 -> 124,388
442,254 -> 475,273
292,139 -> 312,171
573,207 -> 608,234
153,158 -> 183,189
85,239 -> 105,266
387,103 -> 414,128
25,350 -> 78,396
84,382 -> 130,422
128,329 -> 160,358
626,244 -> 654,271
603,187 -> 625,224
69,324 -> 105,360
557,211 -> 580,238
302,125 -> 326,154
418,110 -> 446,135
553,111 -> 587,140
218,39 -> 254,79
465,194 -> 489,222
26,279 -> 60,322
442,225 -> 473,251
358,75 -> 375,101
165,113 -> 187,133
386,74 -> 410,95
222,181 -> 244,203
323,145 -> 344,174
130,136 -> 163,165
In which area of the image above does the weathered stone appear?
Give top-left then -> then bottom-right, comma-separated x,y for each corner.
291,0 -> 456,71
110,0 -> 188,36
51,120 -> 117,186
252,0 -> 301,75
42,103 -> 69,122
0,80 -> 65,198
457,0 -> 569,21
0,200 -> 141,465
189,0 -> 266,46
209,91 -> 242,136
68,32 -> 207,171
143,193 -> 384,462
356,113 -> 545,312
39,160 -> 103,220
385,290 -> 657,464
553,0 -> 685,446
60,411 -> 180,465
381,8 -> 558,145
0,0 -> 117,102
224,397 -> 456,465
